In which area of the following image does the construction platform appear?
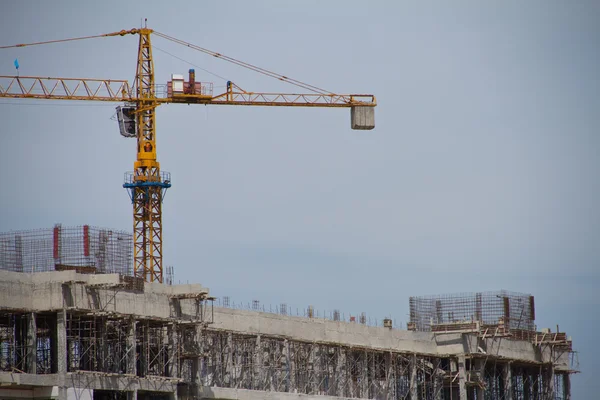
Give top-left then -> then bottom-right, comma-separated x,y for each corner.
0,269 -> 576,400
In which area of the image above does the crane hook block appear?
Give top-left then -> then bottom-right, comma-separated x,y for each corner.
351,106 -> 375,130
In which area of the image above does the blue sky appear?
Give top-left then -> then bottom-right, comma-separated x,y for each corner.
1,1 -> 598,396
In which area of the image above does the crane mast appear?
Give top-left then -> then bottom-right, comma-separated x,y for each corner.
0,27 -> 376,284
125,28 -> 170,283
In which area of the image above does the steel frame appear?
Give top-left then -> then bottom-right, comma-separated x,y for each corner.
0,76 -> 131,101
0,76 -> 375,107
130,29 -> 168,283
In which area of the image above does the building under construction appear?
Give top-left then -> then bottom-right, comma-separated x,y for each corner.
0,226 -> 579,400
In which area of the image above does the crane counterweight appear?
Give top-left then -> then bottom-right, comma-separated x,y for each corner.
351,106 -> 376,130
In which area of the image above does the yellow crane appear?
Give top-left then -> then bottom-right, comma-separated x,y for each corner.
0,27 -> 376,283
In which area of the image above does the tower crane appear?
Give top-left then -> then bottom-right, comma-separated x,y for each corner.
0,27 -> 376,283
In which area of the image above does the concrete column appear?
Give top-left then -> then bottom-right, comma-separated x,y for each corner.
281,339 -> 289,392
562,373 -> 571,400
56,310 -> 67,374
532,370 -> 540,399
347,350 -> 356,398
253,335 -> 262,390
311,344 -> 320,394
335,346 -> 346,397
168,323 -> 179,378
27,313 -> 37,374
543,364 -> 554,399
410,354 -> 419,400
288,341 -> 296,392
384,352 -> 392,400
127,318 -> 137,376
270,339 -> 278,391
503,362 -> 513,400
225,332 -> 233,387
523,368 -> 531,400
273,339 -> 284,392
474,358 -> 484,400
192,324 -> 203,386
458,356 -> 468,400
360,350 -> 368,399
56,311 -> 68,400
98,316 -> 106,372
371,351 -> 377,398
433,358 -> 443,400
140,322 -> 150,377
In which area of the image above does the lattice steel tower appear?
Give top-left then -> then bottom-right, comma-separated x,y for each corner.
123,29 -> 171,283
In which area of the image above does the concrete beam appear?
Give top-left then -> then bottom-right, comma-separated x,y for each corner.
0,372 -> 59,387
66,373 -> 177,393
199,386 -> 360,400
0,373 -> 175,395
0,386 -> 58,399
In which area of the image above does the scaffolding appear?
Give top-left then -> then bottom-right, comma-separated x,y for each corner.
0,224 -> 132,276
0,266 -> 577,400
409,290 -> 536,332
0,294 -> 574,400
195,331 -> 444,399
0,312 -> 29,373
0,308 -> 573,400
0,311 -> 55,374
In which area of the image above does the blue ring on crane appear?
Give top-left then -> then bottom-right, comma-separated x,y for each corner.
123,181 -> 172,189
